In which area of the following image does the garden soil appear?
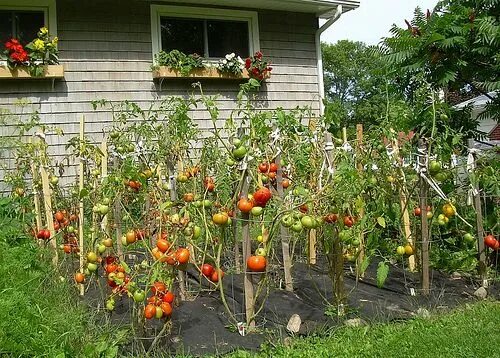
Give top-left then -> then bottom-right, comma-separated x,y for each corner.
82,257 -> 499,356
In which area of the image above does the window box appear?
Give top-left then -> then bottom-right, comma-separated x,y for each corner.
0,64 -> 64,79
153,66 -> 251,80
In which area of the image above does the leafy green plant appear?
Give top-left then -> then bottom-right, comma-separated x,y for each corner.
153,50 -> 205,76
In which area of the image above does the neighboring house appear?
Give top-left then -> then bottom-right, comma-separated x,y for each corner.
0,0 -> 359,164
455,92 -> 499,146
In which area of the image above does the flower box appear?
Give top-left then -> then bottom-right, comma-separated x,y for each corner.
152,66 -> 250,80
0,65 -> 64,80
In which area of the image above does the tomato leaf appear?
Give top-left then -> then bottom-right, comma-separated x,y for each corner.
79,188 -> 89,198
360,255 -> 371,275
120,260 -> 131,274
376,261 -> 389,288
376,216 -> 386,228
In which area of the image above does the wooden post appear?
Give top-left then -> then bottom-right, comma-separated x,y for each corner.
276,154 -> 293,291
29,155 -> 43,231
468,139 -> 487,286
100,140 -> 109,234
40,164 -> 58,265
233,202 -> 241,274
418,139 -> 430,295
241,171 -> 255,328
392,135 -> 416,272
355,124 -> 365,278
78,116 -> 85,296
113,157 -> 123,260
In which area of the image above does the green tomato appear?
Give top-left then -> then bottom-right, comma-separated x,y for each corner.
98,244 -> 106,254
102,197 -> 111,205
291,221 -> 303,233
133,290 -> 145,303
67,226 -> 75,233
193,226 -> 202,240
110,131 -> 120,139
396,246 -> 405,255
193,200 -> 203,208
429,160 -> 442,175
440,113 -> 449,121
226,158 -> 236,166
50,176 -> 59,185
98,205 -> 109,215
203,199 -> 212,208
232,146 -> 247,160
300,215 -> 315,229
369,176 -> 378,185
232,138 -> 242,147
88,262 -> 98,272
338,230 -> 350,242
281,215 -> 294,228
251,206 -> 263,216
255,248 -> 266,256
106,298 -> 115,311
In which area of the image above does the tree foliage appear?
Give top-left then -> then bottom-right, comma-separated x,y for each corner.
380,0 -> 500,120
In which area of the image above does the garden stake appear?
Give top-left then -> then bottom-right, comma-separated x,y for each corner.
355,124 -> 366,278
241,171 -> 255,329
78,116 -> 85,295
113,157 -> 123,260
29,142 -> 42,234
468,139 -> 487,286
40,163 -> 58,266
418,139 -> 430,295
100,140 -> 109,234
391,134 -> 416,272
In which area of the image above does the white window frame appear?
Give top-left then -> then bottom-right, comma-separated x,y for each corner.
0,0 -> 57,36
150,5 -> 259,60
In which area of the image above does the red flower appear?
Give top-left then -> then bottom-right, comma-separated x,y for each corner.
255,51 -> 263,59
10,49 -> 28,63
5,38 -> 19,50
245,58 -> 252,69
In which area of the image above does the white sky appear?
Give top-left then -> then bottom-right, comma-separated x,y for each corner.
322,0 -> 439,45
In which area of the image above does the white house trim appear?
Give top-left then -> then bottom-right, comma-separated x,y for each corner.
150,4 -> 260,60
0,0 -> 57,36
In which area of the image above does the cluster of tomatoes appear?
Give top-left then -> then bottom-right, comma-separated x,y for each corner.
176,166 -> 201,184
484,234 -> 499,250
144,282 -> 174,319
258,161 -> 290,188
237,187 -> 273,216
151,234 -> 191,266
200,263 -> 224,282
125,179 -> 142,192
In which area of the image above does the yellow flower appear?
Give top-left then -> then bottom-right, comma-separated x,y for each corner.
39,27 -> 48,35
33,38 -> 45,51
52,37 -> 58,44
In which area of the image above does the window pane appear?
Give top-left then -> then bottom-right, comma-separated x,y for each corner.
207,20 -> 249,58
15,11 -> 45,45
161,17 -> 204,56
0,11 -> 13,45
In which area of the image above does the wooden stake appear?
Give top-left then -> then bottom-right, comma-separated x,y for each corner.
418,139 -> 430,295
392,135 -> 416,272
113,157 -> 123,260
100,140 -> 108,234
78,116 -> 85,296
355,124 -> 365,278
277,154 -> 293,291
39,161 -> 58,266
29,144 -> 42,231
241,171 -> 255,328
468,139 -> 487,286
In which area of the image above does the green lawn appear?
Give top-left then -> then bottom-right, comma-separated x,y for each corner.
229,301 -> 500,358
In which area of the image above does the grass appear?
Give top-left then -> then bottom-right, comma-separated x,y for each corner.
228,301 -> 500,358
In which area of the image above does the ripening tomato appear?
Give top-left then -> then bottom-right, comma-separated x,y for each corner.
210,270 -> 224,282
247,255 -> 267,272
238,198 -> 254,213
204,177 -> 215,192
324,213 -> 338,224
162,291 -> 175,304
299,204 -> 308,213
105,263 -> 117,274
156,238 -> 171,253
144,304 -> 156,319
175,248 -> 190,264
183,193 -> 194,202
212,212 -> 229,226
55,211 -> 65,222
414,207 -> 422,216
343,216 -> 354,228
152,281 -> 167,296
126,230 -> 136,244
484,234 -> 499,250
161,302 -> 172,317
63,244 -> 72,254
269,163 -> 278,173
201,263 -> 214,277
268,172 -> 277,180
281,179 -> 290,189
258,162 -> 269,173
74,272 -> 85,284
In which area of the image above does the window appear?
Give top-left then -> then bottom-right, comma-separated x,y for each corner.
151,5 -> 259,59
0,1 -> 57,45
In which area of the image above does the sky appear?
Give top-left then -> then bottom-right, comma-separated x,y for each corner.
322,0 -> 438,45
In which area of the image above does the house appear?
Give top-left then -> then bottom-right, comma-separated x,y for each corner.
0,0 -> 359,182
455,92 -> 499,146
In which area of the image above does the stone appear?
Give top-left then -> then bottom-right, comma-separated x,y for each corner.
474,286 -> 488,299
286,314 -> 302,334
344,318 -> 368,327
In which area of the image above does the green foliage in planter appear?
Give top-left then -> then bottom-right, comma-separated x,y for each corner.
153,50 -> 205,76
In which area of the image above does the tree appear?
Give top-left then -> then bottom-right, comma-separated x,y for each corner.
380,0 -> 500,121
322,40 -> 403,129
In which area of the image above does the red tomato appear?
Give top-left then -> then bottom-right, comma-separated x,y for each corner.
160,302 -> 172,317
152,281 -> 167,296
269,163 -> 278,172
258,162 -> 269,173
210,270 -> 224,282
156,238 -> 171,253
484,234 -> 499,249
281,179 -> 290,189
324,213 -> 338,223
74,272 -> 85,284
247,255 -> 267,272
144,304 -> 156,319
299,204 -> 308,213
343,216 -> 354,228
43,229 -> 51,240
201,263 -> 214,277
162,291 -> 175,304
414,207 -> 422,216
253,187 -> 272,207
105,264 -> 117,274
55,211 -> 65,222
